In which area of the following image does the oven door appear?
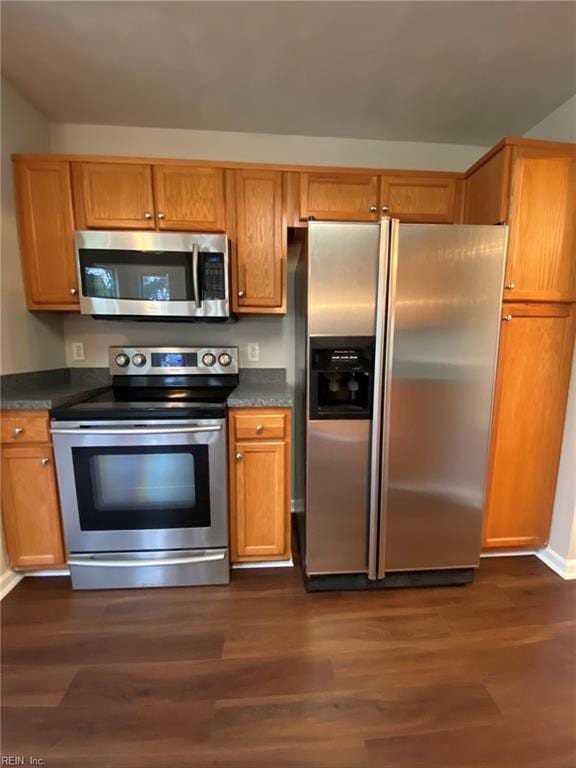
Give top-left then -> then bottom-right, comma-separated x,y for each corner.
75,230 -> 229,319
51,419 -> 227,554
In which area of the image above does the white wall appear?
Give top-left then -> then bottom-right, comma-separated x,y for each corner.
1,78 -> 66,376
52,121 -> 487,379
524,94 -> 576,575
524,95 -> 576,143
49,123 -> 486,172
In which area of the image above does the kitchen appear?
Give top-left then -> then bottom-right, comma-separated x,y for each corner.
1,1 -> 576,765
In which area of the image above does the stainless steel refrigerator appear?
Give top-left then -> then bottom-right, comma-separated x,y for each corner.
295,219 -> 508,589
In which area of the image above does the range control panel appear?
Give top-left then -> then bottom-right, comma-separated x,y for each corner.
109,346 -> 239,376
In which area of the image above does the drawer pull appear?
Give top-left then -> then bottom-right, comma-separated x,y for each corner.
503,314 -> 513,322
236,452 -> 243,462
41,457 -> 50,466
13,427 -> 24,437
256,424 -> 264,434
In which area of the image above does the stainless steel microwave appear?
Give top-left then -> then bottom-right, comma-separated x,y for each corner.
74,230 -> 230,320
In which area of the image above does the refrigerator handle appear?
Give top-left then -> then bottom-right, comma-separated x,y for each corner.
376,218 -> 400,579
368,218 -> 392,580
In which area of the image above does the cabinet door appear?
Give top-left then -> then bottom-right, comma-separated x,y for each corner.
505,156 -> 576,302
1,445 -> 66,569
300,172 -> 380,221
231,441 -> 287,559
234,169 -> 285,312
463,147 -> 512,224
380,175 -> 457,223
484,304 -> 575,549
153,166 -> 226,231
72,162 -> 155,229
13,160 -> 78,309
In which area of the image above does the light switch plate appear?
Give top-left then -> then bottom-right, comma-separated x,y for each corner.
247,343 -> 260,362
72,342 -> 85,361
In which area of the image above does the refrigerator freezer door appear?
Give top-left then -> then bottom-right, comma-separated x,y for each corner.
308,221 -> 380,337
379,224 -> 507,574
306,419 -> 371,574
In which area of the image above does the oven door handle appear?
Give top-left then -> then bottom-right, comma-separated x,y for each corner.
68,551 -> 227,568
50,425 -> 222,436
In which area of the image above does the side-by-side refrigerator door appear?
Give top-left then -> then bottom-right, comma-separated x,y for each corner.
375,223 -> 507,576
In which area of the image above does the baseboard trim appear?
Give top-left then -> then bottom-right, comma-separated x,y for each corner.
480,549 -> 538,558
0,569 -> 23,600
536,548 -> 576,580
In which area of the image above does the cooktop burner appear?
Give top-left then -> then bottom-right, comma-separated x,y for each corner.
51,346 -> 239,422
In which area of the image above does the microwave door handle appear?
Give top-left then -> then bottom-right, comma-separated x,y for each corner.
192,243 -> 201,308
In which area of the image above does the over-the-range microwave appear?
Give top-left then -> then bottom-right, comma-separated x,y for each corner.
74,230 -> 231,320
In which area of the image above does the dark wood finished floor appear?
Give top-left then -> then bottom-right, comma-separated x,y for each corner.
2,555 -> 575,767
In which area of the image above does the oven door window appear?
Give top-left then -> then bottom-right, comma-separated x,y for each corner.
72,446 -> 210,530
79,249 -> 194,302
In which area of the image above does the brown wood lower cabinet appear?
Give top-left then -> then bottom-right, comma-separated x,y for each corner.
228,408 -> 291,562
483,303 -> 575,549
1,411 -> 66,569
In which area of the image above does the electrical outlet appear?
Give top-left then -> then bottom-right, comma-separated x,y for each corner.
72,342 -> 85,361
247,343 -> 260,363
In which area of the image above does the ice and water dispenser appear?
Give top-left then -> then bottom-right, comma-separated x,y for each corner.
309,337 -> 375,420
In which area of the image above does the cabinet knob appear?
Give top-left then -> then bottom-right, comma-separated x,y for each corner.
69,288 -> 78,295
238,290 -> 245,298
144,212 -> 153,220
157,212 -> 165,220
505,283 -> 515,290
235,452 -> 243,462
13,427 -> 24,437
369,205 -> 378,213
503,314 -> 513,322
256,424 -> 264,434
41,457 -> 50,466
382,205 -> 390,213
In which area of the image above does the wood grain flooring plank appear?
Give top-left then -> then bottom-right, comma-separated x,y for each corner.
211,683 -> 502,750
60,656 -> 335,707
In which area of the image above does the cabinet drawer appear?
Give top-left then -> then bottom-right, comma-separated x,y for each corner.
233,412 -> 286,440
1,411 -> 50,444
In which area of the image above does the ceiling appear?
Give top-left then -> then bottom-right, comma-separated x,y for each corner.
2,1 -> 575,146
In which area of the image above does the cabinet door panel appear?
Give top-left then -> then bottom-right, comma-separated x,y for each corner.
484,304 -> 575,549
153,166 -> 225,231
72,163 -> 155,229
234,169 -> 285,311
380,176 -> 457,223
300,173 -> 379,221
13,160 -> 78,308
506,157 -> 576,302
463,147 -> 512,224
233,441 -> 286,558
1,445 -> 66,569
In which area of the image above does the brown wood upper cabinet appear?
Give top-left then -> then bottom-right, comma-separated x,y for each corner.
73,162 -> 226,232
380,175 -> 457,223
72,162 -> 156,229
233,169 -> 286,313
153,166 -> 226,231
300,172 -> 380,221
483,303 -> 575,550
505,156 -> 576,302
13,159 -> 79,310
463,146 -> 512,225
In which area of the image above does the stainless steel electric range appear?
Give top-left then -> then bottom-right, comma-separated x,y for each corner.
50,346 -> 238,590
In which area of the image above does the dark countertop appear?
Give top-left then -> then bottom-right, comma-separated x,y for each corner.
1,367 -> 292,411
227,368 -> 293,408
0,368 -> 110,411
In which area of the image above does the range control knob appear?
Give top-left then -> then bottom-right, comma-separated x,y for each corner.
115,353 -> 130,368
132,353 -> 147,367
202,352 -> 217,367
218,353 -> 232,367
